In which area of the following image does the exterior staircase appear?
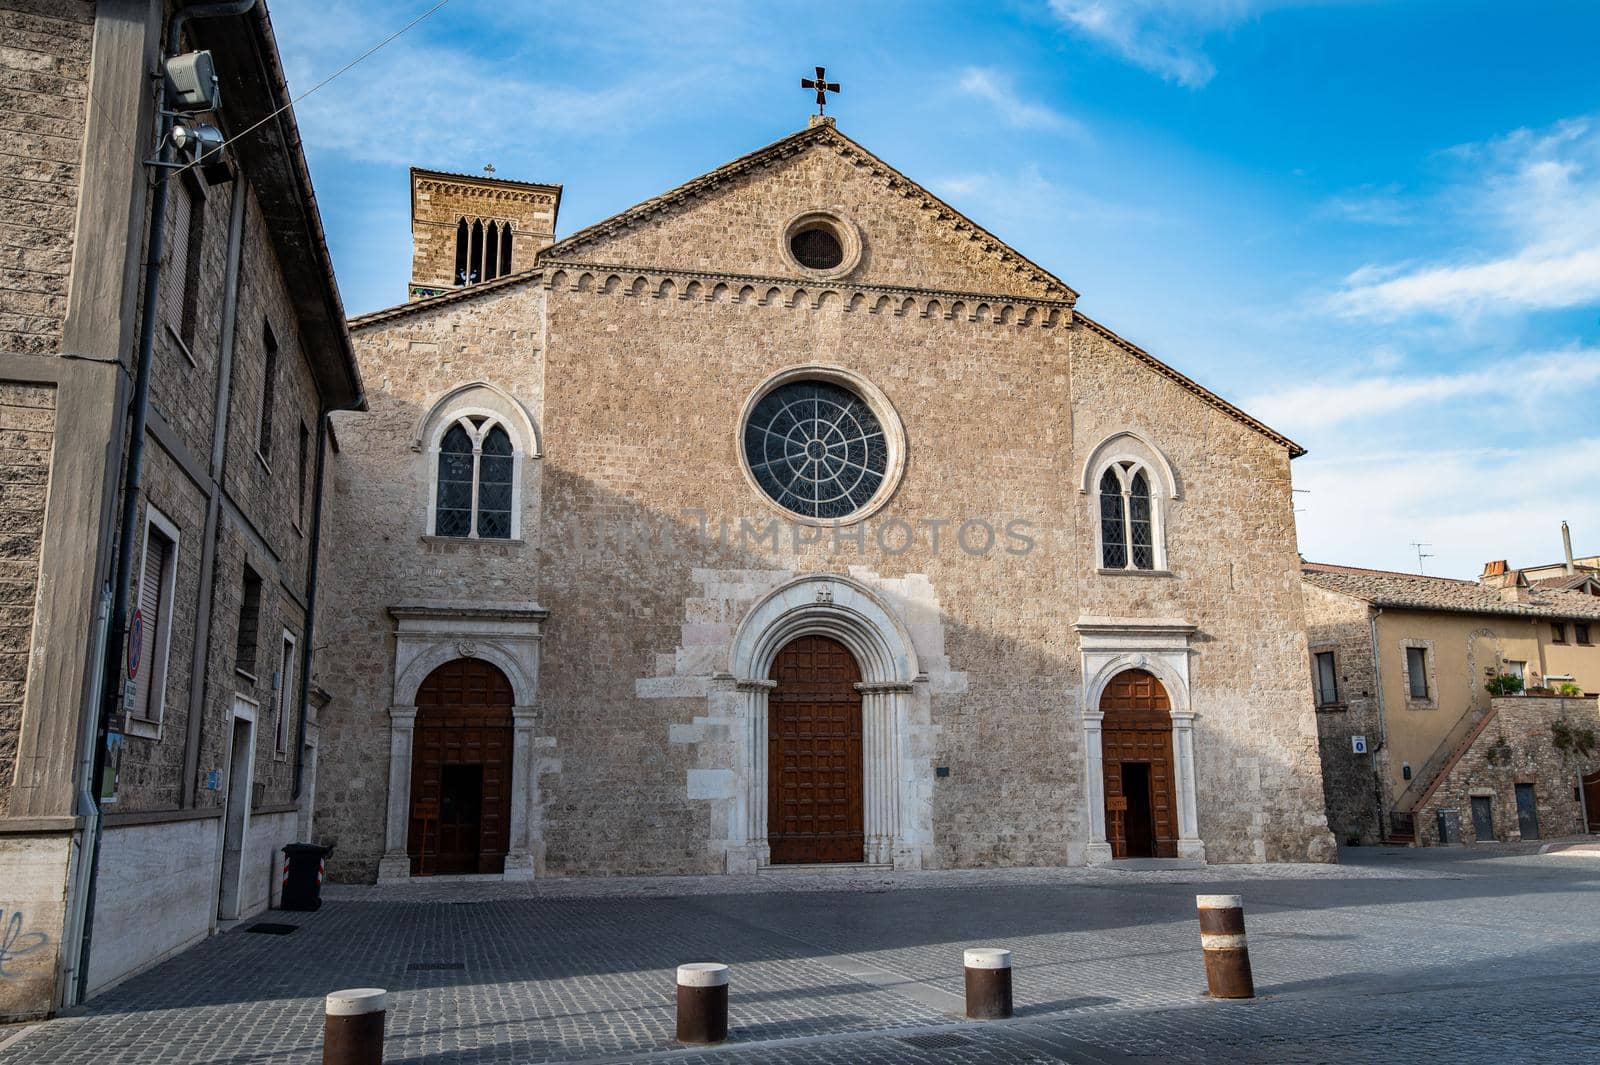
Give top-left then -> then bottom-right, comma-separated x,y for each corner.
1384,702 -> 1503,845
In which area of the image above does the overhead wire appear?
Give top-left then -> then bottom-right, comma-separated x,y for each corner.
168,0 -> 455,179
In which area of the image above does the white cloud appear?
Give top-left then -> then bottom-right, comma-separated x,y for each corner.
955,67 -> 1081,134
1335,116 -> 1600,317
1247,349 -> 1600,430
1045,1 -> 1327,88
931,165 -> 1160,229
1318,183 -> 1411,226
272,2 -> 728,168
1294,439 -> 1600,578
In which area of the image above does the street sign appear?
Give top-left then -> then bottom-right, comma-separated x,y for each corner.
128,608 -> 143,679
1352,735 -> 1368,754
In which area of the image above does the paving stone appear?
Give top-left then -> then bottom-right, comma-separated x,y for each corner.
2,848 -> 1596,1064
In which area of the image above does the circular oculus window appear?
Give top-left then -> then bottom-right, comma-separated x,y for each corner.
740,373 -> 901,522
780,211 -> 861,279
789,226 -> 843,270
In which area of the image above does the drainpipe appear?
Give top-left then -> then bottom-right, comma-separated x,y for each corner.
77,0 -> 259,1006
292,395 -> 362,810
1369,606 -> 1388,841
181,169 -> 247,806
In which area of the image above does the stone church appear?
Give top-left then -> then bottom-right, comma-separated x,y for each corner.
314,116 -> 1336,882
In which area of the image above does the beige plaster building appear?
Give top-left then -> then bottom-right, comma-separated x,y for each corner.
0,1 -> 360,1020
1301,562 -> 1600,847
312,115 -> 1337,885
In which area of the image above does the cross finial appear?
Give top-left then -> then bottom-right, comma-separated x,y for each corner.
483,163 -> 496,175
800,66 -> 840,116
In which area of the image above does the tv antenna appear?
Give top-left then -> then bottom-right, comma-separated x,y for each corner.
1410,541 -> 1434,575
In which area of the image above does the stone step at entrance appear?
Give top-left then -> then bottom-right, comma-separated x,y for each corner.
757,862 -> 896,877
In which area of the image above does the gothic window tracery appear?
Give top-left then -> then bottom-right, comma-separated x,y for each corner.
741,380 -> 888,520
1098,461 -> 1160,571
434,416 -> 516,539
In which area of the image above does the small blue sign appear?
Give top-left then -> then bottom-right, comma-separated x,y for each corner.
206,769 -> 220,790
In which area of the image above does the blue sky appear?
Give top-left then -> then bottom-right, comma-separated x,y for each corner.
273,0 -> 1600,579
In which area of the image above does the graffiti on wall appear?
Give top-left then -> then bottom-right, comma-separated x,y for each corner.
0,910 -> 49,977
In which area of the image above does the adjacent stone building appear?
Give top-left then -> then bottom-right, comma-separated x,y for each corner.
312,115 -> 1338,885
0,1 -> 360,1020
1301,561 -> 1600,846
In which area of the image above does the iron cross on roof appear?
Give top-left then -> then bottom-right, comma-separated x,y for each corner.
801,66 -> 840,115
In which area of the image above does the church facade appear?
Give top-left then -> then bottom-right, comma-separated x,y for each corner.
313,117 -> 1336,881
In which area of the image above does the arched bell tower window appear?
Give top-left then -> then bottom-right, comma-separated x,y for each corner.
454,217 -> 515,286
433,417 -> 516,539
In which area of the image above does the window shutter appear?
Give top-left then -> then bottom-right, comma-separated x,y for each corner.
131,533 -> 171,720
164,187 -> 193,331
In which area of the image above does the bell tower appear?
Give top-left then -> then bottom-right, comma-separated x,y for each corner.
408,168 -> 562,301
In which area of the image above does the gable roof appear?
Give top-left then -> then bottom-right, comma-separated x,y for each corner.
541,120 -> 1077,302
346,123 -> 1302,456
1302,562 -> 1600,620
1531,571 -> 1600,593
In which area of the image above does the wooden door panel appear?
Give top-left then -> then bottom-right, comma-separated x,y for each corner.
408,658 -> 514,876
769,635 -> 864,864
1100,669 -> 1179,859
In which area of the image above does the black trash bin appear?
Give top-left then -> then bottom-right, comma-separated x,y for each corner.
281,842 -> 332,911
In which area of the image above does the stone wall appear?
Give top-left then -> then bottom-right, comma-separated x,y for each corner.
1414,695 -> 1600,846
0,383 -> 54,815
0,0 -> 94,356
1300,581 -> 1383,844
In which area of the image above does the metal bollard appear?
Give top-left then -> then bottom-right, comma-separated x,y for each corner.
675,963 -> 730,1044
324,988 -> 386,1064
1195,894 -> 1254,999
963,948 -> 1013,1019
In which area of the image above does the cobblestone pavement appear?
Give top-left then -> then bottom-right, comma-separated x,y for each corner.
3,846 -> 1597,1063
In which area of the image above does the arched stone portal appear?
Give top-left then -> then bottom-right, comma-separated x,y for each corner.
1075,617 -> 1205,864
379,600 -> 550,882
725,574 -> 927,871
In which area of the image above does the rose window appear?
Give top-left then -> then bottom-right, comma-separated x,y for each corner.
741,380 -> 889,520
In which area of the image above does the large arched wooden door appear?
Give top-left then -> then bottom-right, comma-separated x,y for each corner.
768,635 -> 864,864
409,659 -> 513,875
1101,669 -> 1179,859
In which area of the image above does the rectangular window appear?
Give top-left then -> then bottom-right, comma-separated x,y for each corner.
258,320 -> 278,460
275,631 -> 297,754
129,515 -> 179,724
235,565 -> 262,677
1506,660 -> 1526,682
1314,651 -> 1339,706
163,176 -> 206,351
1578,623 -> 1593,646
297,422 -> 311,530
1553,622 -> 1567,644
1406,646 -> 1429,699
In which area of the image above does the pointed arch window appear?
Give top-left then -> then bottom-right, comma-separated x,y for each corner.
1098,462 -> 1161,571
432,416 -> 518,539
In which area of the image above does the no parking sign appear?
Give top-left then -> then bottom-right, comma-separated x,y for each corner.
128,609 -> 143,679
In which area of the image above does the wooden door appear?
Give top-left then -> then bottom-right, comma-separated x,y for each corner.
409,658 -> 513,875
1514,783 -> 1540,841
1585,771 -> 1600,833
1470,795 -> 1495,842
768,635 -> 864,864
1100,670 -> 1179,859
